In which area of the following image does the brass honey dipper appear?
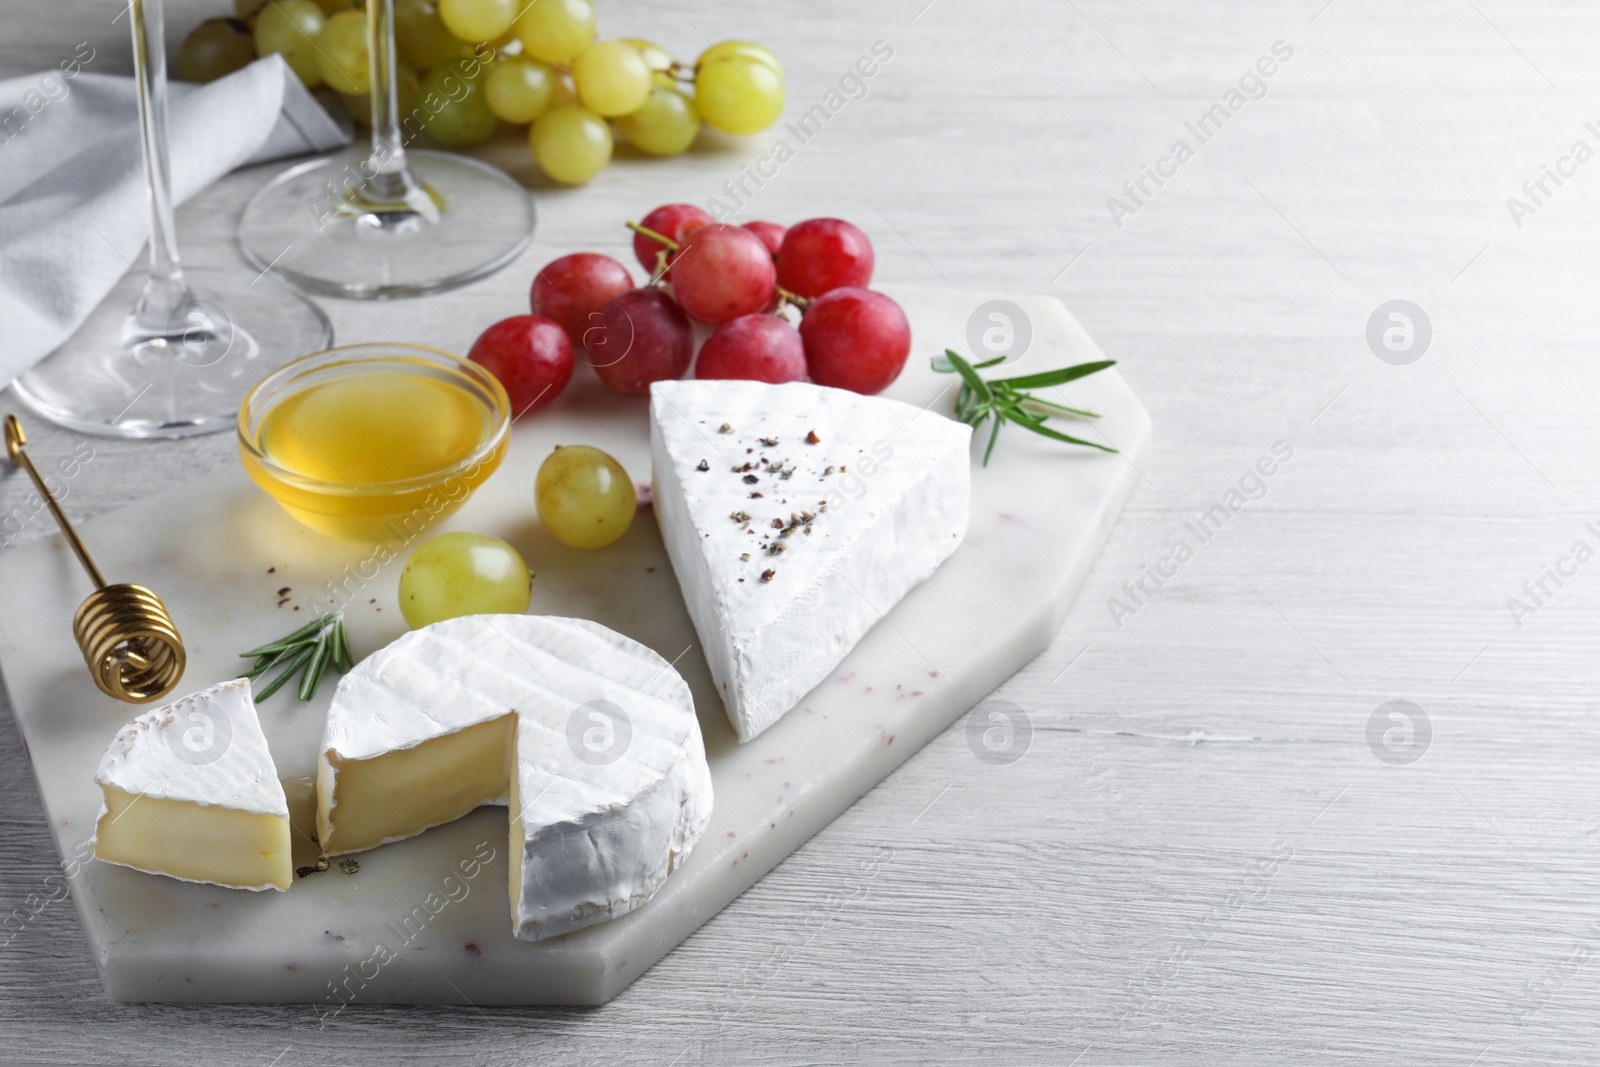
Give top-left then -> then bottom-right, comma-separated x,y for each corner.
4,415 -> 185,703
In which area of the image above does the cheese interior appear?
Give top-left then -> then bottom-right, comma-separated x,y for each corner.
320,713 -> 515,855
93,786 -> 292,892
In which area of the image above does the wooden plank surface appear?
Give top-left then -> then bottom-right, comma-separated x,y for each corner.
4,0 -> 1599,1063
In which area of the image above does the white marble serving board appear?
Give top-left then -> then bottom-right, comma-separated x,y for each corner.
0,287 -> 1149,1006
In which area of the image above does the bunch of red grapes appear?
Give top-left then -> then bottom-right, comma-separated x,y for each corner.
468,204 -> 911,414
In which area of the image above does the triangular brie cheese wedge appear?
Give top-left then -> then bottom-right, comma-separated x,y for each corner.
317,614 -> 713,942
92,678 -> 292,892
650,379 -> 972,741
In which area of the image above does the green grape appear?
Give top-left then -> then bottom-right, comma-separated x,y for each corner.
394,0 -> 474,69
549,72 -> 579,109
419,64 -> 499,145
176,18 -> 255,83
254,0 -> 327,88
571,40 -> 651,117
696,40 -> 781,77
311,0 -> 351,14
399,532 -> 532,629
613,86 -> 699,156
695,56 -> 784,135
343,64 -> 421,125
438,0 -> 515,44
485,56 -> 556,124
535,446 -> 635,549
621,37 -> 675,87
512,0 -> 595,64
315,8 -> 369,95
530,104 -> 611,184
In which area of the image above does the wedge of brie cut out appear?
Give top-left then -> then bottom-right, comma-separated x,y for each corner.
92,678 -> 292,892
650,379 -> 973,742
317,614 -> 713,941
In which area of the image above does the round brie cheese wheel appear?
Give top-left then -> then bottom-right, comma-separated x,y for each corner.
317,614 -> 713,941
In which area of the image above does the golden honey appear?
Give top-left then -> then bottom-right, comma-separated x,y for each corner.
239,347 -> 509,542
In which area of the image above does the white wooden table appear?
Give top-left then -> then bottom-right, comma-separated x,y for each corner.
5,1 -> 1599,1062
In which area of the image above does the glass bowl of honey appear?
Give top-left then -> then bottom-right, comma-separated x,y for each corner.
238,343 -> 510,542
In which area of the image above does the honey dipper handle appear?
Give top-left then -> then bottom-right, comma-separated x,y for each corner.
4,415 -> 108,589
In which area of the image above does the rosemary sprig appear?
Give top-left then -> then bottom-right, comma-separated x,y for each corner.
240,611 -> 353,703
932,349 -> 1119,466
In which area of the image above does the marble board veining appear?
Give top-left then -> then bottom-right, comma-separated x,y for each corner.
0,288 -> 1151,1005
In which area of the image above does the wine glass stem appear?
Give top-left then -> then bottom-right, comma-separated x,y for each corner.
130,0 -> 188,319
364,0 -> 414,200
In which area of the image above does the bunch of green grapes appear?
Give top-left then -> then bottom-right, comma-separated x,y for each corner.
177,0 -> 785,186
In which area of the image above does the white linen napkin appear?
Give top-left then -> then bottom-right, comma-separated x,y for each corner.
0,54 -> 351,387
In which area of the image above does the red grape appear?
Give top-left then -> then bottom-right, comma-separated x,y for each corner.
468,315 -> 574,415
585,287 -> 694,395
696,313 -> 806,384
742,220 -> 786,258
776,218 -> 875,298
670,223 -> 777,326
531,253 -> 634,349
633,203 -> 713,278
799,287 -> 910,395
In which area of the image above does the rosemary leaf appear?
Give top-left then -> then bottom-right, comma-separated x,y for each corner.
242,611 -> 351,702
932,351 -> 1006,373
1001,399 -> 1045,423
953,382 -> 975,423
992,360 -> 1116,390
1018,396 -> 1101,420
299,638 -> 332,702
941,350 -> 994,404
933,348 -> 1119,466
247,642 -> 305,679
255,645 -> 315,702
334,620 -> 354,672
242,639 -> 302,659
1001,409 -> 1117,452
983,414 -> 1003,466
239,615 -> 328,657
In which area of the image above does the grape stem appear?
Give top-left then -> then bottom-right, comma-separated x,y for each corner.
775,286 -> 811,313
647,249 -> 672,286
630,221 -> 682,287
626,220 -> 680,251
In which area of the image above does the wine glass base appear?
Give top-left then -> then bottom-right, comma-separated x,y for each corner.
238,149 -> 536,300
11,266 -> 333,440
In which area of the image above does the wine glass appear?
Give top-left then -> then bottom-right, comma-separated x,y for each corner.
236,0 -> 535,300
11,0 -> 334,440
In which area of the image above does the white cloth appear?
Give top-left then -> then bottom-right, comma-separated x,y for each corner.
0,55 -> 351,386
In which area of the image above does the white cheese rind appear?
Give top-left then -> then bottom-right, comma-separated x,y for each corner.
91,677 -> 291,892
94,678 -> 287,818
319,614 -> 713,941
650,379 -> 972,741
